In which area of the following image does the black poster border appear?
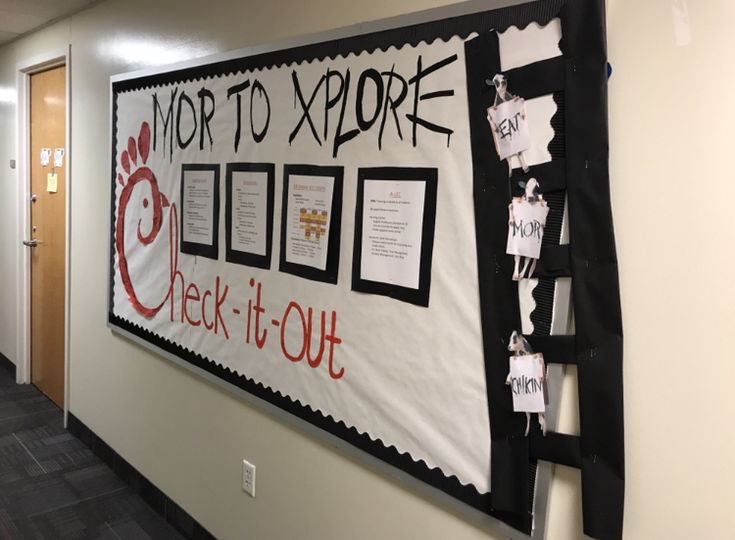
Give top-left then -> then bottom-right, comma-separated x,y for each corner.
352,167 -> 438,307
279,164 -> 343,285
180,163 -> 220,260
225,162 -> 275,269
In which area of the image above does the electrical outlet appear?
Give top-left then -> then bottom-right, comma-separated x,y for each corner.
242,459 -> 256,497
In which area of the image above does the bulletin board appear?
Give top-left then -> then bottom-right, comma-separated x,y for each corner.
108,1 -> 624,538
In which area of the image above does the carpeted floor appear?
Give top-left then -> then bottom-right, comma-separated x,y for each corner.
0,364 -> 184,539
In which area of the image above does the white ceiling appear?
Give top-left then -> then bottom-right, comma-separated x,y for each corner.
0,0 -> 98,45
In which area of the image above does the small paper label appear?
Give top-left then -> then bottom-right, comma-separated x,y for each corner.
487,99 -> 530,160
40,148 -> 51,166
54,148 -> 64,167
47,173 -> 58,193
506,199 -> 549,259
507,353 -> 546,413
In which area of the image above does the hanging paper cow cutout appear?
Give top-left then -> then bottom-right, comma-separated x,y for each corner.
486,74 -> 530,176
506,177 -> 549,280
506,330 -> 548,436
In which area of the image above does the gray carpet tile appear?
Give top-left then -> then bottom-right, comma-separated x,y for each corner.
0,367 -> 184,540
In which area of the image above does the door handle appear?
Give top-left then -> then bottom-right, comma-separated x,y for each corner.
22,239 -> 39,247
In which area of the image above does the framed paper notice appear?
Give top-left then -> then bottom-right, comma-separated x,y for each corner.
279,164 -> 343,284
180,163 -> 220,259
225,163 -> 275,269
352,167 -> 438,307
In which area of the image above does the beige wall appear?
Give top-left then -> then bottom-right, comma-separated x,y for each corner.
0,0 -> 733,538
0,45 -> 17,362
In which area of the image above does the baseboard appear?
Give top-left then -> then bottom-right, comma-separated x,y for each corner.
67,413 -> 215,540
0,351 -> 15,378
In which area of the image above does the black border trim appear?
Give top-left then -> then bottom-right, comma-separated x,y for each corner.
225,162 -> 275,269
110,1 -> 566,96
180,163 -> 221,260
352,167 -> 438,307
278,164 -> 343,285
562,1 -> 625,538
106,312 -> 496,520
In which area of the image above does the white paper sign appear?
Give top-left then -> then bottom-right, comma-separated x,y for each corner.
507,353 -> 546,413
361,179 -> 426,290
285,174 -> 334,270
40,148 -> 51,166
231,171 -> 268,256
487,98 -> 530,160
506,199 -> 549,259
54,148 -> 65,167
182,169 -> 215,245
46,172 -> 58,193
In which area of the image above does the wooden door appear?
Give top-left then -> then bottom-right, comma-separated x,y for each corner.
29,65 -> 66,408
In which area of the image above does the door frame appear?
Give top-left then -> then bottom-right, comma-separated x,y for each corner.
15,46 -> 72,424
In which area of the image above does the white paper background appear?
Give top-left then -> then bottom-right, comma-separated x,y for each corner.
112,20 -> 562,494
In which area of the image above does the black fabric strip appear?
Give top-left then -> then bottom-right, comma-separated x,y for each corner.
562,0 -> 625,538
535,244 -> 571,278
525,335 -> 576,365
529,431 -> 582,469
465,28 -> 533,532
529,277 -> 555,336
512,160 -> 566,194
541,190 -> 566,248
549,92 -> 566,159
492,56 -> 566,101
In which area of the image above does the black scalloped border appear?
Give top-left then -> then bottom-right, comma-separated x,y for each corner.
111,0 -> 564,95
109,312 -> 494,507
530,91 -> 565,336
109,1 -> 566,534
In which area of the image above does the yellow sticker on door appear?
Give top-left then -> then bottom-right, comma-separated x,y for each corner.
46,173 -> 58,193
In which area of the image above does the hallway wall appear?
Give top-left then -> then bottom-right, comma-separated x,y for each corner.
0,0 -> 732,538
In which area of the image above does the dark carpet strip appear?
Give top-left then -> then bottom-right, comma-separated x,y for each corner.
0,366 -> 190,539
66,414 -> 215,540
